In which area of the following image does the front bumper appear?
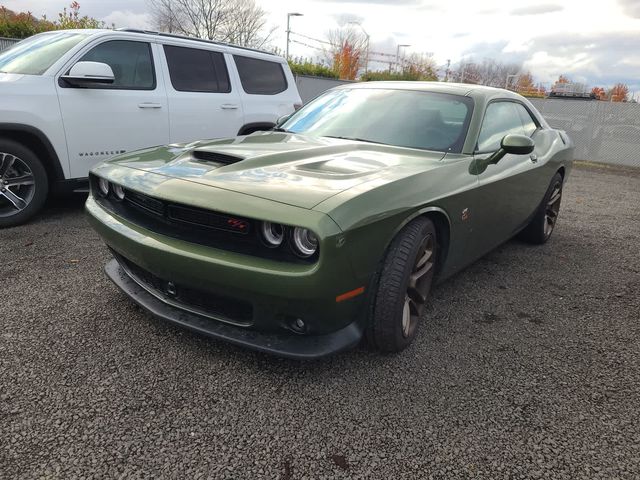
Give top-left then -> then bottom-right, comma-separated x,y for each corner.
106,260 -> 363,359
86,195 -> 368,359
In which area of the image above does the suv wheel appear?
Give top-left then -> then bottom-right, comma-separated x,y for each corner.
0,139 -> 48,228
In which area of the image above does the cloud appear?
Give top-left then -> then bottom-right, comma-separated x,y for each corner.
102,10 -> 153,30
510,4 -> 564,15
313,0 -> 421,4
331,13 -> 366,26
618,0 -> 640,18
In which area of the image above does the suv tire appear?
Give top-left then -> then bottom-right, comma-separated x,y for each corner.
0,139 -> 48,228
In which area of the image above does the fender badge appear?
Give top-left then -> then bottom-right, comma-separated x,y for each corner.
461,208 -> 470,222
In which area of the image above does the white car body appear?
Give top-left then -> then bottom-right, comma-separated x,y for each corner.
0,28 -> 301,186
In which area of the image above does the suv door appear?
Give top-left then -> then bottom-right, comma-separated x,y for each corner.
56,40 -> 169,179
159,44 -> 243,143
471,101 -> 541,254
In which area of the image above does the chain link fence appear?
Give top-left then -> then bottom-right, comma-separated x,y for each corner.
0,37 -> 19,51
529,99 -> 640,167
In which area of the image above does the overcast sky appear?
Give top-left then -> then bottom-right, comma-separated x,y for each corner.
5,0 -> 640,94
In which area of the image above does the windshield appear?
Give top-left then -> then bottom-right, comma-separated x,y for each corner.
283,88 -> 474,153
0,32 -> 89,75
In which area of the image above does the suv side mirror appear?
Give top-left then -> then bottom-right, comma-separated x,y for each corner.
471,134 -> 535,174
276,114 -> 292,127
60,61 -> 115,87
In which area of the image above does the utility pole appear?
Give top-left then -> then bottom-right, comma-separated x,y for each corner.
444,59 -> 450,82
347,21 -> 370,74
395,44 -> 410,73
286,13 -> 303,60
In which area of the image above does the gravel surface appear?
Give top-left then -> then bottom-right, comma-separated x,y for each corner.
1,166 -> 639,479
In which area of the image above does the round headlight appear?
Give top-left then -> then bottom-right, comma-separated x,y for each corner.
261,221 -> 285,247
292,227 -> 319,257
98,177 -> 110,196
112,184 -> 125,201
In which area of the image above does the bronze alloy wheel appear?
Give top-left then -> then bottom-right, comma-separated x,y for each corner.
369,217 -> 437,352
0,152 -> 36,218
544,181 -> 562,239
402,233 -> 435,338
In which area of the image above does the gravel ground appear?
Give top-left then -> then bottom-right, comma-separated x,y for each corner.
1,165 -> 639,479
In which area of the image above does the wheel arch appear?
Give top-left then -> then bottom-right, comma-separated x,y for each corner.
387,206 -> 451,277
237,122 -> 276,136
0,124 -> 65,185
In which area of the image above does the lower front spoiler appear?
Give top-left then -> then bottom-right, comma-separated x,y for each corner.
105,259 -> 363,360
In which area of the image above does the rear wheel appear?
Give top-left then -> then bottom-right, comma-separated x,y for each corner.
0,140 -> 48,228
518,172 -> 563,244
368,218 -> 437,352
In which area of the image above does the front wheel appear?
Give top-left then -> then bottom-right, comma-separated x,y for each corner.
368,217 -> 437,352
0,140 -> 48,228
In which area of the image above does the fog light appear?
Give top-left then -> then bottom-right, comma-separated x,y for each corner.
291,317 -> 306,333
112,184 -> 125,201
98,177 -> 110,196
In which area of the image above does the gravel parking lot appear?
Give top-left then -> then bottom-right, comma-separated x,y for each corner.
1,165 -> 639,479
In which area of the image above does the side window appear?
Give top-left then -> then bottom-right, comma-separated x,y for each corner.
79,40 -> 155,89
477,102 -> 525,152
163,45 -> 230,93
514,103 -> 538,137
233,55 -> 287,95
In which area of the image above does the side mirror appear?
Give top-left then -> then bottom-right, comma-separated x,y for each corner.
60,61 -> 115,87
501,134 -> 535,155
276,114 -> 292,127
471,134 -> 535,174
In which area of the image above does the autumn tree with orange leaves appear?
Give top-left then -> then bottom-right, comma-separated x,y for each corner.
609,83 -> 629,102
591,87 -> 607,100
325,25 -> 368,80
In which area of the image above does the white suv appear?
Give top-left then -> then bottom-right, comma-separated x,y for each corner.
0,29 -> 302,227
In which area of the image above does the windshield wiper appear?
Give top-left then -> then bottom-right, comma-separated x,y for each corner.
323,135 -> 388,146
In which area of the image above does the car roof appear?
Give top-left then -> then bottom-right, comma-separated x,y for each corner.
42,28 -> 282,62
335,81 -> 525,101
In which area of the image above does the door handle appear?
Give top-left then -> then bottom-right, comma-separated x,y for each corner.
530,153 -> 538,163
138,103 -> 162,109
220,104 -> 239,110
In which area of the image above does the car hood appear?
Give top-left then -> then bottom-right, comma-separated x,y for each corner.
107,132 -> 445,209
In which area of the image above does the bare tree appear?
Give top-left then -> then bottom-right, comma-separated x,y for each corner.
147,0 -> 274,47
450,58 -> 522,87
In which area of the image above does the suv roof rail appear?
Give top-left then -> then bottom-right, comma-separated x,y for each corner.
115,28 -> 278,57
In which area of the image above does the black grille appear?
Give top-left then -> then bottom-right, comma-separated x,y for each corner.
192,150 -> 244,165
115,252 -> 253,325
90,174 -> 317,264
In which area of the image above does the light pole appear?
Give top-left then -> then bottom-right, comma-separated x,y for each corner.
347,21 -> 370,74
286,12 -> 303,60
505,74 -> 519,90
395,44 -> 410,73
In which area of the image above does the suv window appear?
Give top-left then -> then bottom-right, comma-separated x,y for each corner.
477,101 -> 526,152
0,32 -> 89,75
514,103 -> 538,136
163,45 -> 230,93
79,40 -> 155,89
233,55 -> 287,95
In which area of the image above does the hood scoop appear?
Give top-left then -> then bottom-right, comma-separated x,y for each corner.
192,150 -> 244,165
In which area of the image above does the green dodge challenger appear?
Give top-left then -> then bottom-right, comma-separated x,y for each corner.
86,82 -> 574,359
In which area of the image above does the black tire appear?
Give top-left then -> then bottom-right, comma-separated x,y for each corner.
0,139 -> 49,228
368,217 -> 437,352
518,172 -> 563,244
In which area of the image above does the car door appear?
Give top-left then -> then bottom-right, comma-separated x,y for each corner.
56,39 -> 169,179
159,44 -> 244,143
470,100 -> 541,255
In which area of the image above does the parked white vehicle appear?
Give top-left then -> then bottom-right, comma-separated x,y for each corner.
0,29 -> 302,227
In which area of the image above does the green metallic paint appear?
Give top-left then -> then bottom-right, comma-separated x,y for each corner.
86,82 -> 574,351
